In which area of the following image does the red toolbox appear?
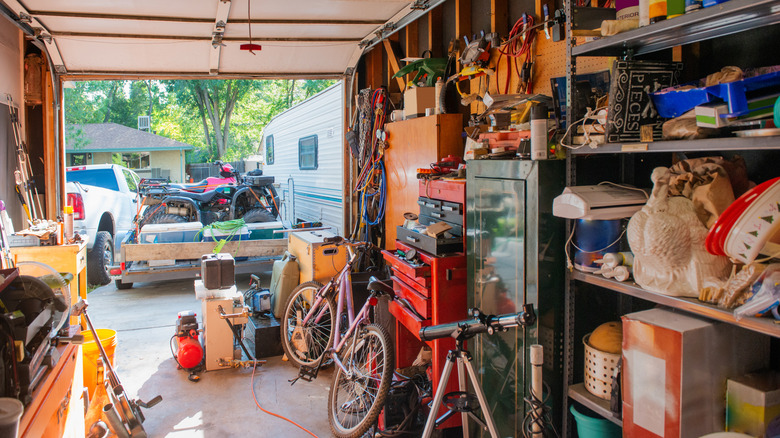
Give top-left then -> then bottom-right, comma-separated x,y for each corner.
382,240 -> 467,429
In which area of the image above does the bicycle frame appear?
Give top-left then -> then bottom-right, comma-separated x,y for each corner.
299,244 -> 377,376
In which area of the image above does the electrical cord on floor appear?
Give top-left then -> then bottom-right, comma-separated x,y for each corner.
250,360 -> 319,438
522,381 -> 560,438
220,312 -> 320,436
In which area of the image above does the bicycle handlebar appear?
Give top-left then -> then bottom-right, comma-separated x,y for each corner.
419,304 -> 536,342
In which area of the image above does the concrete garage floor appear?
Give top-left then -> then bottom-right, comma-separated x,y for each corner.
86,273 -> 334,437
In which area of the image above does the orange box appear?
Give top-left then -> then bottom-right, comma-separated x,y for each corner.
622,309 -> 769,438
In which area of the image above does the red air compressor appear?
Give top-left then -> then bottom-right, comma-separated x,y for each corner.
173,311 -> 204,381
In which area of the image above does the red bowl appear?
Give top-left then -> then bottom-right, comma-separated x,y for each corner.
705,176 -> 780,256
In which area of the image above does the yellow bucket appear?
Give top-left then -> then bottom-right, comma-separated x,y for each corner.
81,329 -> 117,396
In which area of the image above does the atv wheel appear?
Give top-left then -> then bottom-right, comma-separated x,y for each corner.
152,214 -> 188,224
243,209 -> 275,223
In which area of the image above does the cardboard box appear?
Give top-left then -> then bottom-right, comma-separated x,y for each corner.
622,309 -> 769,438
403,86 -> 436,118
727,371 -> 780,437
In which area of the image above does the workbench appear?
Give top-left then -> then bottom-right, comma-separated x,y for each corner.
11,240 -> 88,326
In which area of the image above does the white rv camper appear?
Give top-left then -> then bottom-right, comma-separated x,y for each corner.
261,81 -> 344,234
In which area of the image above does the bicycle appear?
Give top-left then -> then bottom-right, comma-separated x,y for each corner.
280,236 -> 396,438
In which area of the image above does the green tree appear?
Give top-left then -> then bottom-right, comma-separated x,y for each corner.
165,80 -> 255,159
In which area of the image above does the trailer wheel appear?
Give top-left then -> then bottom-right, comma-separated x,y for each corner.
152,214 -> 187,224
87,231 -> 114,286
115,279 -> 133,290
243,209 -> 275,223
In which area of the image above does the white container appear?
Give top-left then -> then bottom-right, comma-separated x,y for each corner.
530,104 -> 548,160
140,222 -> 203,243
194,279 -> 238,300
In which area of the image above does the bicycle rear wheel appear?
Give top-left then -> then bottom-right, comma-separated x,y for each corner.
280,281 -> 335,368
328,323 -> 393,438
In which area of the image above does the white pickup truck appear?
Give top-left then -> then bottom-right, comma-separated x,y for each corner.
66,164 -> 141,286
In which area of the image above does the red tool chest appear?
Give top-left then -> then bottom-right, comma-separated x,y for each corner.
381,179 -> 468,430
382,241 -> 467,429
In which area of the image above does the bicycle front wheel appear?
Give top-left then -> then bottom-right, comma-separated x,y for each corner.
280,281 -> 335,368
328,323 -> 393,438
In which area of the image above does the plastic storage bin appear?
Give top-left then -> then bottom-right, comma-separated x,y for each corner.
139,222 -> 203,243
651,70 -> 780,118
246,220 -> 284,240
570,405 -> 621,438
201,225 -> 249,242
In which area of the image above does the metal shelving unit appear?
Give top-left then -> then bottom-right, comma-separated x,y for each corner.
573,0 -> 780,57
572,271 -> 780,338
570,135 -> 780,155
568,383 -> 622,427
562,1 -> 780,434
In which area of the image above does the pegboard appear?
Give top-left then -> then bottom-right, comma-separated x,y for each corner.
466,31 -> 612,114
534,35 -> 612,97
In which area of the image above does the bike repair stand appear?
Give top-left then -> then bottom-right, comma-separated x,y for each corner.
422,331 -> 499,438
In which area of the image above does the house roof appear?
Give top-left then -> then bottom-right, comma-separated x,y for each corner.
65,123 -> 194,153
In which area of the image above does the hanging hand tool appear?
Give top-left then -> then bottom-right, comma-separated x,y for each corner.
392,57 -> 448,87
72,300 -> 161,437
7,95 -> 43,223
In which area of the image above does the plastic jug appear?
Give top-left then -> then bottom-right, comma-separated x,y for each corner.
271,252 -> 300,317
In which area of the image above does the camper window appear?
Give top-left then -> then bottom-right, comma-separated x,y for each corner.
298,135 -> 318,170
266,135 -> 274,165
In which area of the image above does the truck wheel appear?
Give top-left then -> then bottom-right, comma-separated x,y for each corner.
87,231 -> 114,286
243,209 -> 275,223
152,214 -> 187,224
115,279 -> 133,290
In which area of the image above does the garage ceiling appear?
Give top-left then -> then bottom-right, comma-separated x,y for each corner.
0,0 -> 443,79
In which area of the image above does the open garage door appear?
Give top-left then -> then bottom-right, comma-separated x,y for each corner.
0,0 -> 444,79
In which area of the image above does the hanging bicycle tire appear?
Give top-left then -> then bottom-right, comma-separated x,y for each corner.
328,323 -> 393,438
280,281 -> 335,368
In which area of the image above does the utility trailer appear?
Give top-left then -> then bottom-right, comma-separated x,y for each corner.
113,235 -> 287,289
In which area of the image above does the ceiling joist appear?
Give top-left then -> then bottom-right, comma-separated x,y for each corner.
27,10 -> 386,26
51,31 -> 360,43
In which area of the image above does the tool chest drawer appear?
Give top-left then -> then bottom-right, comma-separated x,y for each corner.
419,214 -> 463,236
417,196 -> 442,210
418,197 -> 463,224
391,275 -> 431,319
396,226 -> 462,257
381,249 -> 431,288
391,269 -> 431,298
389,299 -> 430,334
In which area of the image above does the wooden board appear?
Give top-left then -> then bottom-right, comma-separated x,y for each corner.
122,238 -> 287,262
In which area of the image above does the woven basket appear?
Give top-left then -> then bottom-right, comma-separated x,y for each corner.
583,334 -> 621,400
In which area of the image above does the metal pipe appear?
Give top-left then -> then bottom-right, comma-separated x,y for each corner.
102,404 -> 130,438
530,344 -> 544,438
216,305 -> 248,319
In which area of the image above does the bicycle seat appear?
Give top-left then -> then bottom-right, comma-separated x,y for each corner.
323,235 -> 344,244
367,277 -> 395,299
